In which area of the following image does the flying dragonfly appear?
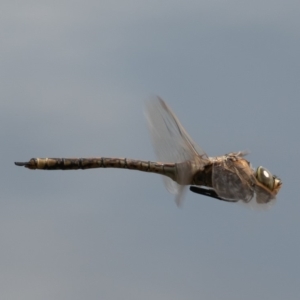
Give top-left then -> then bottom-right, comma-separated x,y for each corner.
15,97 -> 282,207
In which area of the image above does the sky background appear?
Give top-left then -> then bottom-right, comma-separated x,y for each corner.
1,1 -> 300,299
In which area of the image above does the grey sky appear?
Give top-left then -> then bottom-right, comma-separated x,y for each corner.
1,1 -> 300,299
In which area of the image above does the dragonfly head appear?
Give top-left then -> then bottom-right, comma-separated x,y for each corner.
255,166 -> 282,194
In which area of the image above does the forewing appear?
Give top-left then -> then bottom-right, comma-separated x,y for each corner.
146,97 -> 208,205
212,156 -> 255,202
212,156 -> 277,209
247,184 -> 277,210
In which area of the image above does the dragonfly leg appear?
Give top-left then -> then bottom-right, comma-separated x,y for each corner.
189,186 -> 237,203
15,162 -> 28,166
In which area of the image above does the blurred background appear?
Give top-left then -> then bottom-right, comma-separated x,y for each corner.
1,1 -> 299,299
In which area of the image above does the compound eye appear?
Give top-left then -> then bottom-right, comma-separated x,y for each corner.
256,166 -> 274,190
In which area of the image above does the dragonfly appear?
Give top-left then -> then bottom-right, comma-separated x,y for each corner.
15,97 -> 282,207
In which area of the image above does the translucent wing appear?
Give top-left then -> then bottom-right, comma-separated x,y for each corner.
234,184 -> 277,210
211,153 -> 277,209
146,97 -> 208,205
212,154 -> 256,202
254,184 -> 276,204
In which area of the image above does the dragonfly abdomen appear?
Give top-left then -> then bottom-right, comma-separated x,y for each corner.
14,157 -> 177,180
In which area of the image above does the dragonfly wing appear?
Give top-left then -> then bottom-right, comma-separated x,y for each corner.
212,155 -> 255,202
146,97 -> 208,203
174,185 -> 187,207
238,188 -> 277,210
212,155 -> 277,209
247,184 -> 277,209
